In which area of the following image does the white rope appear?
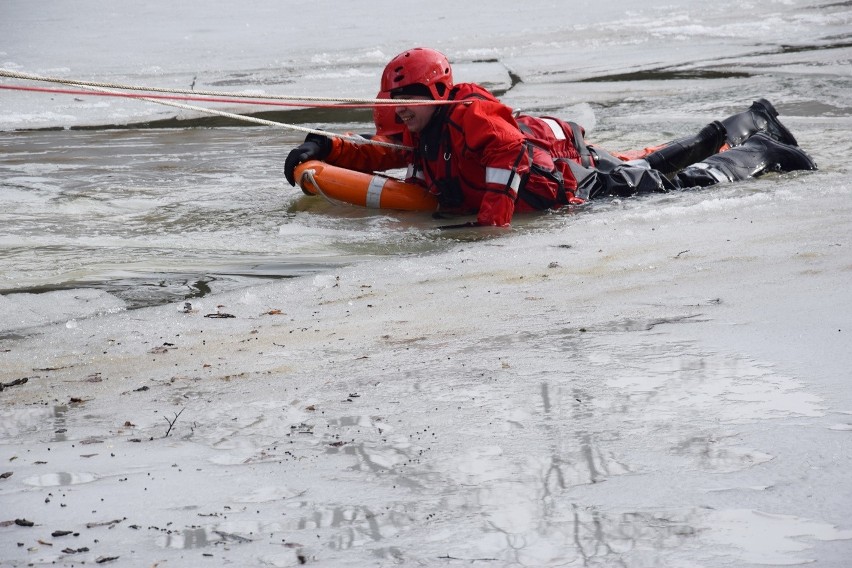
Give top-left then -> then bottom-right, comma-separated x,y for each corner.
0,68 -> 454,106
2,68 -> 413,150
89,84 -> 412,150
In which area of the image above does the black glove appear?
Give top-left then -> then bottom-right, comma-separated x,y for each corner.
284,135 -> 332,186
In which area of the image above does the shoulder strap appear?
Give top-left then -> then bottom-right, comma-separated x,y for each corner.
566,121 -> 592,168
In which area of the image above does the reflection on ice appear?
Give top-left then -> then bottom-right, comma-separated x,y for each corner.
52,404 -> 68,442
585,336 -> 825,423
0,406 -> 54,439
147,499 -> 850,566
672,434 -> 774,473
22,471 -> 98,486
458,506 -> 703,566
335,442 -> 411,473
159,527 -> 211,549
292,503 -> 405,551
431,505 -> 852,566
3,318 -> 840,565
0,404 -> 72,442
157,526 -> 255,549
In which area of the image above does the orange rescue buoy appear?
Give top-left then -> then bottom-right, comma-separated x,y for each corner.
294,160 -> 439,212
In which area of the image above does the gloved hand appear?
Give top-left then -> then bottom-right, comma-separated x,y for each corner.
284,135 -> 332,186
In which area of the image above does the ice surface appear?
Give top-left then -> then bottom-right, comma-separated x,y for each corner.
2,0 -> 852,566
3,177 -> 851,566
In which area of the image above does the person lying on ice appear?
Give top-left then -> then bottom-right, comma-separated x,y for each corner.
284,47 -> 817,227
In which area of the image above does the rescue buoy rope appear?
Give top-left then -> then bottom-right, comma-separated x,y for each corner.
0,85 -> 372,108
0,84 -> 404,109
87,84 -> 413,150
0,69 -> 414,150
0,69 -> 458,106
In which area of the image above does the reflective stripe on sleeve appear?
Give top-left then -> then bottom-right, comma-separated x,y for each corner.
365,176 -> 385,208
541,118 -> 567,141
485,166 -> 521,192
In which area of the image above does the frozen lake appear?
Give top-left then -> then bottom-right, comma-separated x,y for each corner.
1,0 -> 852,566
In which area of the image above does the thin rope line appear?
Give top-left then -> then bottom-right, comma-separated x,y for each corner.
65,82 -> 414,151
0,84 -> 395,109
0,68 -> 459,107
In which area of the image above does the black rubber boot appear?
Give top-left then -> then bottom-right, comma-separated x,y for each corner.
672,133 -> 817,188
720,98 -> 799,147
644,121 -> 727,176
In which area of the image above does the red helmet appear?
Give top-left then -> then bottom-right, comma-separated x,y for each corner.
381,47 -> 453,101
373,90 -> 405,138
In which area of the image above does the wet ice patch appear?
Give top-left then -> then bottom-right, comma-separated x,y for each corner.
704,509 -> 852,565
704,484 -> 774,493
0,406 -> 56,439
0,288 -> 126,334
601,344 -> 825,424
232,485 -> 304,503
452,445 -> 505,484
473,480 -> 541,534
312,273 -> 340,289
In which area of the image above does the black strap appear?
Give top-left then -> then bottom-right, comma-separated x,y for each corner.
566,121 -> 592,168
517,141 -> 569,209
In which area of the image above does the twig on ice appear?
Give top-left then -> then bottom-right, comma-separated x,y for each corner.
163,408 -> 186,438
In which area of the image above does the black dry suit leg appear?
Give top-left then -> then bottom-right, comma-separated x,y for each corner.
720,98 -> 799,147
643,121 -> 727,176
671,133 -> 817,188
641,99 -> 800,177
